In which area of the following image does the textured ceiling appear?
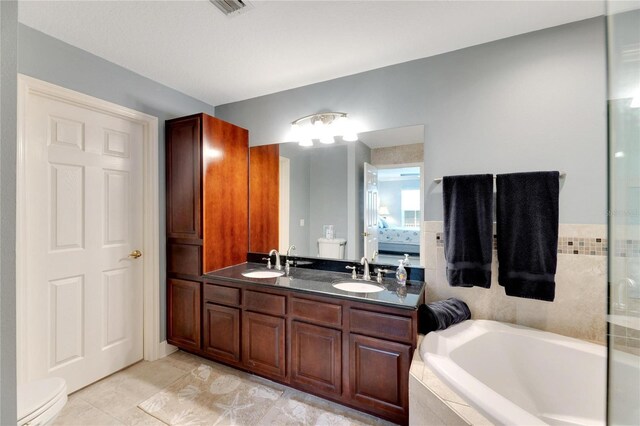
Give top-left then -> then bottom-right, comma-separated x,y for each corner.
18,1 -> 605,107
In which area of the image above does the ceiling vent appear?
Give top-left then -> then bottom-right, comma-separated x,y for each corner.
209,0 -> 254,17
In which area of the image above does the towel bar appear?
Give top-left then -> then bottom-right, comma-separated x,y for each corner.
433,172 -> 566,184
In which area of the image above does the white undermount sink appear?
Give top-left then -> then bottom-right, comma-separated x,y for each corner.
332,281 -> 385,293
242,270 -> 285,278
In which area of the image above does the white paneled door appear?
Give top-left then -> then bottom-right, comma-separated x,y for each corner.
23,87 -> 144,393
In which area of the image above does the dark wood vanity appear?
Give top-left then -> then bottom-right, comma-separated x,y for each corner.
202,274 -> 419,425
165,112 -> 423,425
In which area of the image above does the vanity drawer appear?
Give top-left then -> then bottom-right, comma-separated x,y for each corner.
244,290 -> 286,316
349,308 -> 414,344
204,283 -> 241,306
291,297 -> 342,327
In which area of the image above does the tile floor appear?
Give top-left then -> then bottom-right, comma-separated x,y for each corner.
53,350 -> 396,426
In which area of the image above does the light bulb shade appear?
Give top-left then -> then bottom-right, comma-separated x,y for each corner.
334,115 -> 348,132
291,112 -> 355,147
342,132 -> 358,142
289,123 -> 302,140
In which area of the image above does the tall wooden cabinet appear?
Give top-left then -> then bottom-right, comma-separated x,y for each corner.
166,113 -> 248,350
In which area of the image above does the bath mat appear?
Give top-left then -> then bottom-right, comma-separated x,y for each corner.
138,363 -> 284,426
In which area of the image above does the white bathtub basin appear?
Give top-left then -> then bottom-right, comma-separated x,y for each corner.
422,320 -> 606,426
241,270 -> 284,278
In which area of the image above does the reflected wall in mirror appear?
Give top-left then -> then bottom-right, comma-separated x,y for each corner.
249,125 -> 425,266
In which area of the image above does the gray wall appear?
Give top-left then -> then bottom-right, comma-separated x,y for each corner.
17,24 -> 217,341
280,144 -> 311,255
309,146 -> 349,254
1,2 -> 18,423
216,17 -> 607,225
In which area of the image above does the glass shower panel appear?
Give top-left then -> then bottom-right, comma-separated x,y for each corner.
607,5 -> 640,425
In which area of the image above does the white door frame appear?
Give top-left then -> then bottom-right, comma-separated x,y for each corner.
16,75 -> 164,384
279,156 -> 290,253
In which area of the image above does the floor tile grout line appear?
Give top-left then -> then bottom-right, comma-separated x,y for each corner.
70,361 -> 191,425
67,396 -> 127,426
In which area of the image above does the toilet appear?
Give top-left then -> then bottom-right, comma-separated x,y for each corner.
318,237 -> 347,259
17,377 -> 67,426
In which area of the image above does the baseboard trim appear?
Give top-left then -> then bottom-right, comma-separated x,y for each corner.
158,340 -> 178,358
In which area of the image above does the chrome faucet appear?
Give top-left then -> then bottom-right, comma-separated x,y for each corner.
375,268 -> 392,283
345,265 -> 358,279
285,245 -> 296,276
360,256 -> 371,281
269,249 -> 282,271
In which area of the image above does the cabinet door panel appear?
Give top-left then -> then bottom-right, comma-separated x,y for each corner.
167,279 -> 201,351
242,312 -> 286,380
349,334 -> 410,417
203,303 -> 240,364
167,243 -> 201,277
166,116 -> 201,239
291,321 -> 341,395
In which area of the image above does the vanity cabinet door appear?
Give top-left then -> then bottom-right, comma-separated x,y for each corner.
242,312 -> 286,380
203,303 -> 241,364
349,334 -> 411,419
291,321 -> 342,396
167,279 -> 201,351
166,115 -> 201,239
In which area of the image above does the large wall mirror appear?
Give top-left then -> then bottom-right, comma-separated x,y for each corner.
249,125 -> 425,266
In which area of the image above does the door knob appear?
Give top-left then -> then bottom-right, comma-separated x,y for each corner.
128,250 -> 142,259
362,232 -> 369,237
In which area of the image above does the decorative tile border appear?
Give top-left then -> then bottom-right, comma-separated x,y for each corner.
559,237 -> 608,256
435,232 -> 610,256
612,239 -> 640,258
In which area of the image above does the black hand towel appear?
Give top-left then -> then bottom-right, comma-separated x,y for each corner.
418,298 -> 471,334
443,174 -> 494,288
496,171 -> 559,302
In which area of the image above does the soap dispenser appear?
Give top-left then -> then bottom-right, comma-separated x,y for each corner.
402,254 -> 411,266
396,260 -> 407,286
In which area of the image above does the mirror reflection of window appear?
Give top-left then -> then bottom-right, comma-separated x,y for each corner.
401,189 -> 421,228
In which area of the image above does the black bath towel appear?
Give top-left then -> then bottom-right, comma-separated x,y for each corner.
418,298 -> 471,334
496,171 -> 559,302
443,174 -> 494,288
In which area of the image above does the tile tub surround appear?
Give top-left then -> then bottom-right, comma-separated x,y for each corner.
423,222 -> 607,343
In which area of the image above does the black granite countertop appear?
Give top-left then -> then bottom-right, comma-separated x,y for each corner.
203,262 -> 425,310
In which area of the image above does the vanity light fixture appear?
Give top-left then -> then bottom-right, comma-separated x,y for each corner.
290,112 -> 358,147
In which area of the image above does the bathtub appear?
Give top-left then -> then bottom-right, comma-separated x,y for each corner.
421,320 -> 606,426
